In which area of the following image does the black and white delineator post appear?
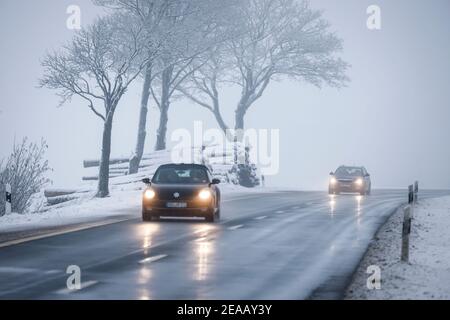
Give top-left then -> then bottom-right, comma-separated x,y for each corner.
5,183 -> 12,215
401,205 -> 412,262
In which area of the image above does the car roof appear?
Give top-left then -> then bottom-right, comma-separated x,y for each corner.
157,163 -> 210,171
339,165 -> 364,169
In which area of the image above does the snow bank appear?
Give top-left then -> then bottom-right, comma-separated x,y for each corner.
345,196 -> 450,299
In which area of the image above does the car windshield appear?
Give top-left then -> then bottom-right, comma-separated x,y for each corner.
335,167 -> 363,177
152,167 -> 209,184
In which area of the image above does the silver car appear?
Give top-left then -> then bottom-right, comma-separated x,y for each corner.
329,166 -> 371,195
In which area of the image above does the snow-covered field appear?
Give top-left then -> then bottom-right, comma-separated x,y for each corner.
346,195 -> 450,299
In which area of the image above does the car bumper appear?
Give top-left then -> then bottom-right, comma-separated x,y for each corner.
143,207 -> 214,217
330,183 -> 365,193
142,199 -> 214,217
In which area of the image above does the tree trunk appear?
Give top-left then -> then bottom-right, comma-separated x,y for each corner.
235,108 -> 246,131
212,98 -> 230,134
155,100 -> 169,151
129,66 -> 152,174
233,97 -> 250,164
97,115 -> 113,198
155,66 -> 173,151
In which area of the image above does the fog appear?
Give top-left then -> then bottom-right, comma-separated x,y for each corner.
1,0 -> 449,190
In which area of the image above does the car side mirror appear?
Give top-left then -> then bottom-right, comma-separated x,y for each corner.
365,173 -> 370,177
211,178 -> 221,185
329,172 -> 334,176
142,178 -> 151,185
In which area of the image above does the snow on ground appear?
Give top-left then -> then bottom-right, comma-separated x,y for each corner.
0,188 -> 140,234
346,195 -> 450,299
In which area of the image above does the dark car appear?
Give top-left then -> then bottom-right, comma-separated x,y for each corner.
329,166 -> 371,195
141,163 -> 221,222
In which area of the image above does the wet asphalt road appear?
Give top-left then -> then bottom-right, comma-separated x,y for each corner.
0,189 -> 448,300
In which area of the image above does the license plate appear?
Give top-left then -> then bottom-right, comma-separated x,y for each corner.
166,202 -> 187,208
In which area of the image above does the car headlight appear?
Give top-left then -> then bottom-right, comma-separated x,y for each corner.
198,189 -> 212,200
355,178 -> 363,186
144,189 -> 156,200
330,177 -> 337,185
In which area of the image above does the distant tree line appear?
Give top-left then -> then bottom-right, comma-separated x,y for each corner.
40,0 -> 349,198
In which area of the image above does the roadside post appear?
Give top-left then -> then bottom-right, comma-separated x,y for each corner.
408,184 -> 414,204
408,184 -> 414,218
414,181 -> 419,204
401,205 -> 412,263
5,183 -> 12,215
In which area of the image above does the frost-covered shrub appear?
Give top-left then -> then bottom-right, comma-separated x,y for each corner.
229,163 -> 260,188
0,138 -> 51,216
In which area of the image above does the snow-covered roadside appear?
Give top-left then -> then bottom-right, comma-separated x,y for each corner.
0,188 -> 141,235
346,195 -> 450,299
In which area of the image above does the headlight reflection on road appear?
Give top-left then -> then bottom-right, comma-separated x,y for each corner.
355,195 -> 363,230
138,266 -> 152,285
197,241 -> 212,281
136,259 -> 153,299
135,224 -> 161,300
138,223 -> 161,254
329,195 -> 336,215
138,285 -> 152,300
192,224 -> 215,237
191,224 -> 216,281
355,195 -> 363,214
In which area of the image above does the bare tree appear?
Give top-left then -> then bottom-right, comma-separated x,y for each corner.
178,47 -> 232,135
94,0 -> 173,174
40,14 -> 152,197
93,0 -> 235,169
0,138 -> 51,216
182,0 -> 349,135
231,0 -> 349,131
150,0 -> 241,151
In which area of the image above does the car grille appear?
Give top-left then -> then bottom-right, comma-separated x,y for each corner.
156,190 -> 198,201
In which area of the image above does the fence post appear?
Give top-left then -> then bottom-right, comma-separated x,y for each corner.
408,184 -> 414,219
408,184 -> 414,204
414,181 -> 419,204
5,183 -> 12,215
401,205 -> 412,262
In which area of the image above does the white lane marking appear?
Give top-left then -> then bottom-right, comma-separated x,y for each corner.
139,254 -> 168,265
254,216 -> 267,220
0,267 -> 60,274
55,280 -> 99,295
276,210 -> 285,214
0,218 -> 132,249
45,270 -> 61,275
228,225 -> 243,230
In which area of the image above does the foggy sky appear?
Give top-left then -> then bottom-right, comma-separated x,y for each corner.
1,0 -> 450,190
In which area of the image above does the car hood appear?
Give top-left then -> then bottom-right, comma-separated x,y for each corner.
150,183 -> 209,200
334,175 -> 363,181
